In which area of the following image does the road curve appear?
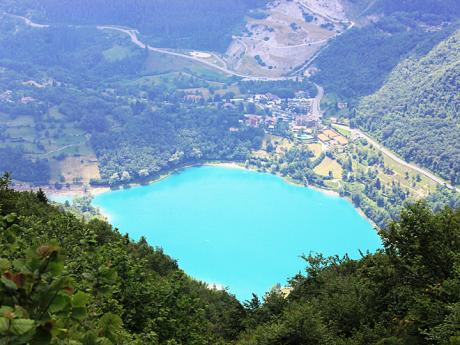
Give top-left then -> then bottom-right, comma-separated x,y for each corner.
311,84 -> 324,118
98,25 -> 301,81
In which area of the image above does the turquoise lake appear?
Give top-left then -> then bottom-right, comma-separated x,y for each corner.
92,166 -> 381,300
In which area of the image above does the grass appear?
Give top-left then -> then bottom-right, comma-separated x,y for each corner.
0,115 -> 35,127
144,51 -> 229,82
314,157 -> 343,179
332,124 -> 351,138
53,155 -> 100,184
103,45 -> 133,62
307,143 -> 323,159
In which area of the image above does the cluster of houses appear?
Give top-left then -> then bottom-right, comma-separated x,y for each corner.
239,92 -> 320,141
239,92 -> 350,148
0,90 -> 36,105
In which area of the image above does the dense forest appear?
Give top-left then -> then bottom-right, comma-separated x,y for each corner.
355,29 -> 460,185
1,0 -> 267,52
91,107 -> 264,185
0,147 -> 50,184
1,174 -> 459,344
238,80 -> 317,99
368,0 -> 460,18
313,13 -> 457,99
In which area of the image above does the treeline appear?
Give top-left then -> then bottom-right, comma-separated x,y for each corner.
312,20 -> 456,99
1,175 -> 459,344
0,147 -> 50,184
91,106 -> 264,185
238,79 -> 317,99
355,29 -> 460,185
7,0 -> 267,52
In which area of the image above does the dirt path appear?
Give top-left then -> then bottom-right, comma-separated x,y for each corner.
41,135 -> 90,158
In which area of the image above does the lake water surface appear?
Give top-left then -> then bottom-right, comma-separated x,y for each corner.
93,166 -> 381,300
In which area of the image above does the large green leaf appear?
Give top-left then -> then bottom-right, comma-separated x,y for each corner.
49,293 -> 70,313
10,318 -> 35,335
0,317 -> 9,333
72,291 -> 89,308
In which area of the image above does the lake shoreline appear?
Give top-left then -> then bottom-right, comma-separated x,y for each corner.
43,160 -> 376,228
90,164 -> 381,300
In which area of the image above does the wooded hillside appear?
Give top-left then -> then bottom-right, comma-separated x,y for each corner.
355,29 -> 460,185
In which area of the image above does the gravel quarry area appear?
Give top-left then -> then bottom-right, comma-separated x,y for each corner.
224,0 -> 350,78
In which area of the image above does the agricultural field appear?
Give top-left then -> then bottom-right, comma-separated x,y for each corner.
314,156 -> 343,178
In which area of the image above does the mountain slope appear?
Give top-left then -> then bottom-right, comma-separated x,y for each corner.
1,0 -> 266,52
355,29 -> 460,185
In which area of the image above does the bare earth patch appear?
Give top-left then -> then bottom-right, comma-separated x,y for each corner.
225,0 -> 349,78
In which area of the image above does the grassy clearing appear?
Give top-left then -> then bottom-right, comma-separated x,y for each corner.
307,143 -> 323,160
144,51 -> 229,82
332,124 -> 351,138
103,44 -> 133,62
314,157 -> 343,178
53,155 -> 100,184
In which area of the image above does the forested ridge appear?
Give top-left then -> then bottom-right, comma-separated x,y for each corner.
355,29 -> 460,185
312,1 -> 460,187
1,173 -> 460,344
0,0 -> 266,52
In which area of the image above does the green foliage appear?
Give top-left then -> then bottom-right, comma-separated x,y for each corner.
91,107 -> 264,185
238,79 -> 317,99
238,202 -> 460,345
313,21 -> 454,99
0,177 -> 247,344
0,218 -> 122,344
0,147 -> 50,185
5,0 -> 267,52
355,29 -> 460,184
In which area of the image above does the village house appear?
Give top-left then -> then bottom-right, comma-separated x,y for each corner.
0,90 -> 13,103
184,94 -> 203,103
20,96 -> 36,104
244,114 -> 263,127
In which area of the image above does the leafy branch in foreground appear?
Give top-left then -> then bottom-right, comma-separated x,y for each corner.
0,213 -> 123,344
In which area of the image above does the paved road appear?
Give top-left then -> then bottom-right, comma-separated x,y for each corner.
41,134 -> 90,158
334,124 -> 459,193
98,25 -> 306,81
311,84 -> 324,118
3,12 -> 49,28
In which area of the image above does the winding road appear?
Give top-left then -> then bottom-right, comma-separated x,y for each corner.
3,12 -> 49,28
6,11 -> 459,193
97,25 -> 297,81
